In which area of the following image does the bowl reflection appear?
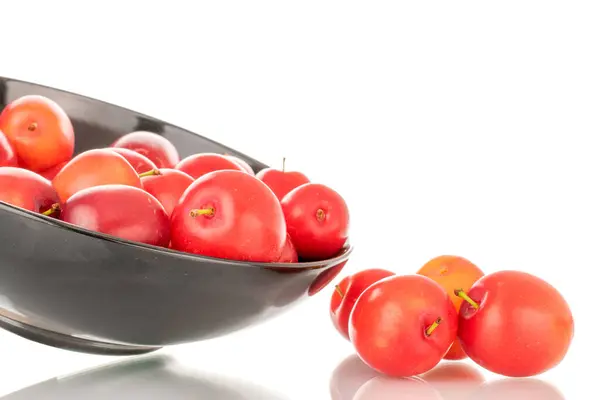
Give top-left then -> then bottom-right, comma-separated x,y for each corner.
2,355 -> 287,400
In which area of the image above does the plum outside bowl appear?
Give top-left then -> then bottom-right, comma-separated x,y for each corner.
0,76 -> 352,355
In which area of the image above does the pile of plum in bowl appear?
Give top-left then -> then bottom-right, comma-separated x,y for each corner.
0,76 -> 352,355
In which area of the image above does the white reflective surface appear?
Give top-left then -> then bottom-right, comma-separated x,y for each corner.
0,286 -> 585,399
332,355 -> 566,400
1,355 -> 286,400
0,1 -> 597,399
0,348 -> 571,400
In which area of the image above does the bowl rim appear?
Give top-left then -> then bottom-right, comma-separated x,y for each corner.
0,200 -> 352,270
0,76 -> 352,270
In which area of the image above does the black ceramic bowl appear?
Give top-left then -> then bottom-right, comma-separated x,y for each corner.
0,76 -> 352,355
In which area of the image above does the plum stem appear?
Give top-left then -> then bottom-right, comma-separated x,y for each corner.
454,289 -> 480,309
334,285 -> 344,298
138,169 -> 161,178
425,317 -> 442,337
189,207 -> 215,217
316,209 -> 326,222
41,203 -> 61,216
282,157 -> 286,172
28,122 -> 37,132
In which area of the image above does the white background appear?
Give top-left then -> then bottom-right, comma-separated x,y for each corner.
0,1 -> 598,398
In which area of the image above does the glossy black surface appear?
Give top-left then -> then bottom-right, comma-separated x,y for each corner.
3,354 -> 288,399
0,76 -> 351,353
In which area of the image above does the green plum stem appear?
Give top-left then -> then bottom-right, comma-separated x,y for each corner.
138,169 -> 161,178
425,317 -> 442,337
41,203 -> 60,216
189,207 -> 215,218
335,285 -> 344,298
454,289 -> 480,309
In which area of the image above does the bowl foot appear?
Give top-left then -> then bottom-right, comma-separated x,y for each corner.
0,314 -> 162,356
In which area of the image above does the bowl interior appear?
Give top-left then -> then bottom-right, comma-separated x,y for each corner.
0,76 -> 267,169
